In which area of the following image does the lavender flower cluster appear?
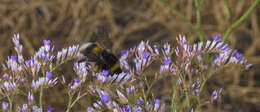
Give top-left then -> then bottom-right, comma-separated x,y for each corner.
0,34 -> 251,112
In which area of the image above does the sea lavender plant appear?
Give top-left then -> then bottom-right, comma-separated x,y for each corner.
1,34 -> 79,111
0,34 -> 251,112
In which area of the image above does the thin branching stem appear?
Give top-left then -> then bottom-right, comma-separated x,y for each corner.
6,94 -> 13,112
222,0 -> 260,43
195,0 -> 204,42
224,0 -> 232,19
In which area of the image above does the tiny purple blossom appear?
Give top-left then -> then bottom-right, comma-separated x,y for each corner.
212,35 -> 222,42
178,79 -> 182,85
142,51 -> 150,59
22,104 -> 28,111
122,105 -> 130,112
154,98 -> 161,111
2,102 -> 8,110
212,90 -> 218,101
74,77 -> 80,83
223,45 -> 231,51
11,56 -> 18,61
3,73 -> 9,79
211,88 -> 223,101
12,34 -> 20,45
195,89 -> 199,94
28,92 -> 34,103
32,105 -> 40,111
121,50 -> 128,56
43,40 -> 51,45
46,72 -> 53,79
137,100 -> 143,106
164,58 -> 171,65
87,107 -> 94,112
101,95 -> 110,104
246,64 -> 253,69
47,106 -> 54,112
233,50 -> 243,60
102,70 -> 109,77
154,98 -> 161,104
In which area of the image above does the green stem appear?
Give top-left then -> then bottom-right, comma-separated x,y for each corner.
6,94 -> 13,112
145,80 -> 156,97
66,92 -> 74,112
224,0 -> 232,19
222,0 -> 260,43
180,73 -> 191,108
196,94 -> 200,111
70,92 -> 88,109
39,86 -> 43,109
171,77 -> 178,112
195,0 -> 204,42
142,87 -> 148,111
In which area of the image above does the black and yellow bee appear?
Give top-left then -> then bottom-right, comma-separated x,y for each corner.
77,42 -> 122,75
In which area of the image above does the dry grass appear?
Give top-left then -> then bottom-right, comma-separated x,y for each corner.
0,0 -> 259,111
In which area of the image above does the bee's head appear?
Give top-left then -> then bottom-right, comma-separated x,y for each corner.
77,42 -> 104,62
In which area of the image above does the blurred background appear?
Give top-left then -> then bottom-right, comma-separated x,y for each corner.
0,0 -> 259,111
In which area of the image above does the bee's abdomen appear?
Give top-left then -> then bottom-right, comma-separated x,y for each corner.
98,50 -> 122,75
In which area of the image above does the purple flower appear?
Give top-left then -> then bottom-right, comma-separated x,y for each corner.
233,50 -> 243,60
102,70 -> 109,77
154,98 -> 161,111
3,81 -> 17,91
28,92 -> 34,103
2,102 -> 8,110
195,89 -> 199,94
185,109 -> 194,112
142,51 -> 150,59
121,50 -> 128,56
25,58 -> 34,66
11,56 -> 18,61
3,73 -> 9,79
101,95 -> 110,104
223,45 -> 231,51
246,64 -> 253,69
87,107 -> 94,112
154,98 -> 161,104
12,34 -> 23,55
212,35 -> 222,42
74,77 -> 80,83
32,105 -> 41,111
211,88 -> 223,101
46,72 -> 53,79
212,90 -> 218,101
12,34 -> 20,45
22,104 -> 28,111
73,62 -> 88,83
154,45 -> 160,55
137,100 -> 143,106
163,43 -> 171,55
47,106 -> 54,112
43,40 -> 51,45
164,58 -> 171,65
122,105 -> 130,112
32,77 -> 58,91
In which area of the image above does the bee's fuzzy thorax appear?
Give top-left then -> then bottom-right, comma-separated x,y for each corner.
77,42 -> 122,75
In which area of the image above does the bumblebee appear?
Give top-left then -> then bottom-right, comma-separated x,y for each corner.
77,43 -> 122,75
